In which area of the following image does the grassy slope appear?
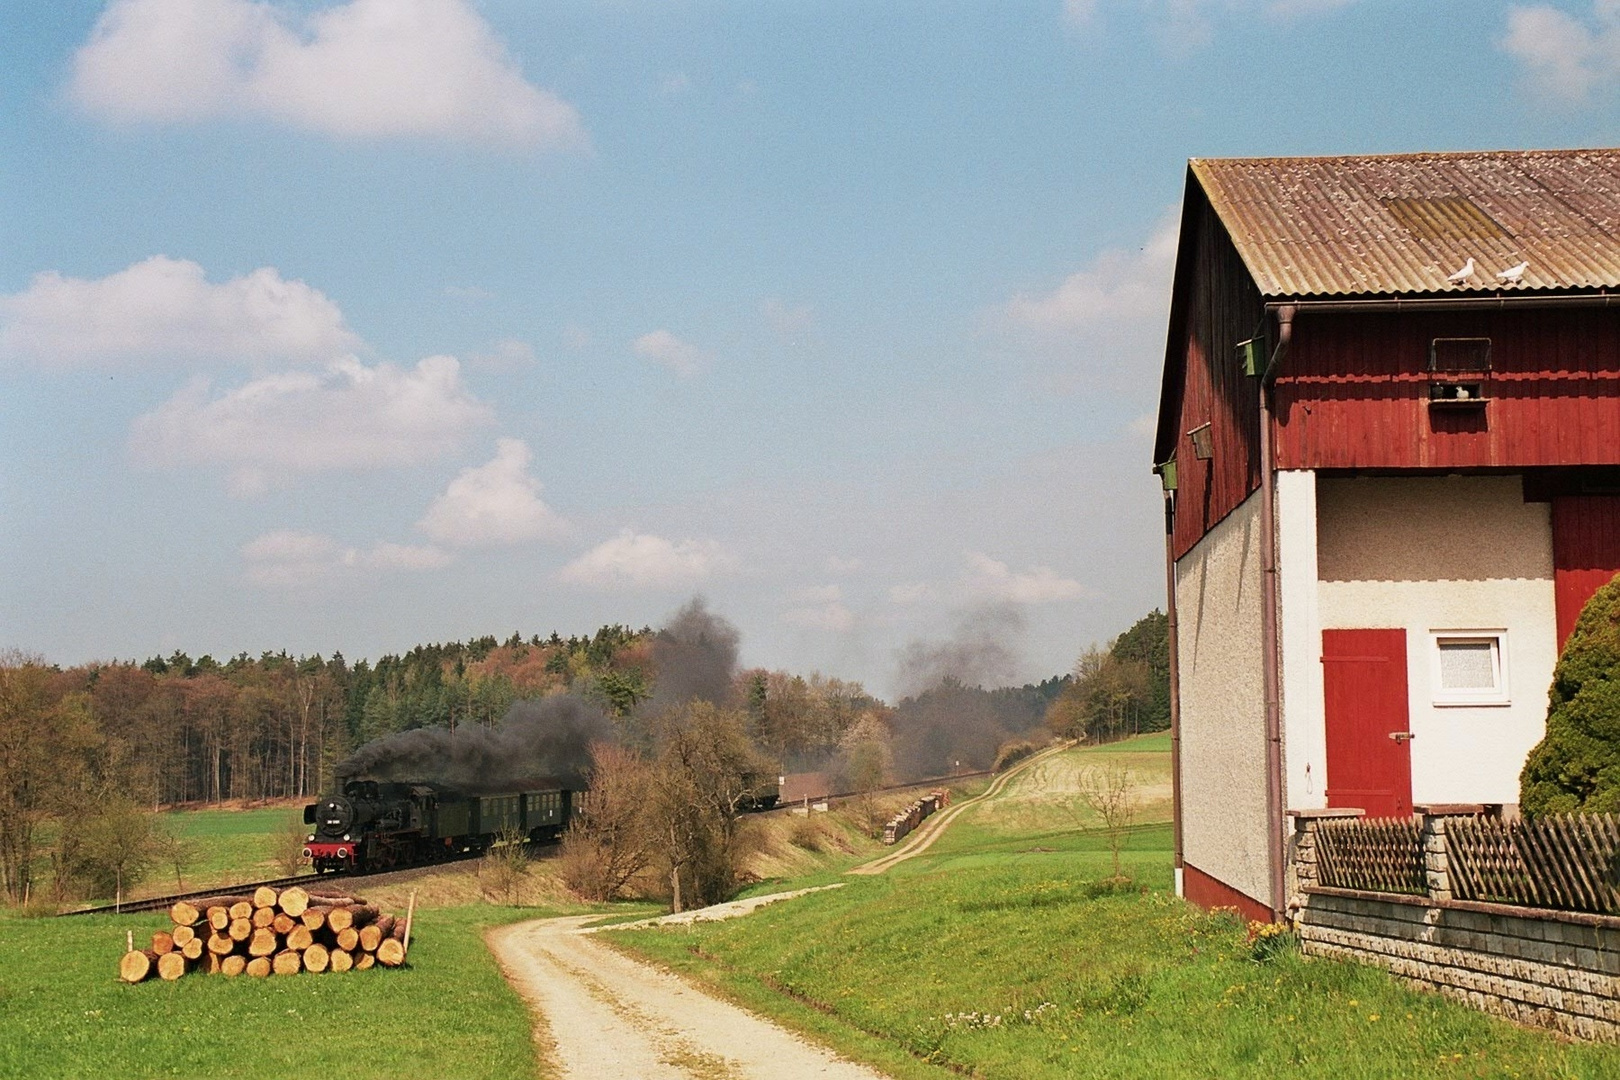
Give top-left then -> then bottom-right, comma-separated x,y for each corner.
0,905 -> 543,1080
608,737 -> 1620,1080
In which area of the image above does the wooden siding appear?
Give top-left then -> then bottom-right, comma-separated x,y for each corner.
1273,308 -> 1620,471
1551,495 -> 1620,648
1168,194 -> 1268,560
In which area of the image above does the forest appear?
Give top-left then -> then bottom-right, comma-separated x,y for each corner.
0,607 -> 1167,904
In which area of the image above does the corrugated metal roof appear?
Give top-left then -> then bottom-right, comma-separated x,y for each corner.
1191,149 -> 1620,297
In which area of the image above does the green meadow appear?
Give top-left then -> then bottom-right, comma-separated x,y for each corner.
0,904 -> 541,1080
608,738 -> 1620,1080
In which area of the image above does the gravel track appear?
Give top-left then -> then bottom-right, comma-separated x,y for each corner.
487,889 -> 889,1080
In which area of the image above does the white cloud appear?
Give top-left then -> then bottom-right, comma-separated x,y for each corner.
1502,2 -> 1620,102
825,555 -> 862,575
888,582 -> 935,606
782,600 -> 856,633
964,552 -> 1088,605
129,354 -> 493,494
417,438 -> 568,548
632,329 -> 708,377
558,529 -> 728,589
71,0 -> 585,149
789,584 -> 843,604
0,255 -> 356,368
242,529 -> 449,587
1005,212 -> 1178,331
1066,0 -> 1358,51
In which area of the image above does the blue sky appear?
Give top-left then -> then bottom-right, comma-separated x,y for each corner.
3,0 -> 1618,698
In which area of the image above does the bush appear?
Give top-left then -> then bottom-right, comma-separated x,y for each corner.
1520,574 -> 1620,814
993,739 -> 1040,772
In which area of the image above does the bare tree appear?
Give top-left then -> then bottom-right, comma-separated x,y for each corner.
1078,763 -> 1138,883
481,827 -> 532,907
645,702 -> 771,912
557,742 -> 654,902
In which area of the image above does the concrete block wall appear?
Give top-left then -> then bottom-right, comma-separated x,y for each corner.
1290,810 -> 1620,1041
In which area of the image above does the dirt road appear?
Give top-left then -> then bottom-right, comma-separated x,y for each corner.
846,741 -> 1072,875
488,890 -> 891,1080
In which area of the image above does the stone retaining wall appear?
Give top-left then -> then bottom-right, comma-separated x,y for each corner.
1290,808 -> 1620,1042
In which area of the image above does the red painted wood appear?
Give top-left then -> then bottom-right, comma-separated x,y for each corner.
1166,194 -> 1266,561
1273,308 -> 1620,472
1551,495 -> 1620,648
1322,629 -> 1413,819
1181,862 -> 1274,924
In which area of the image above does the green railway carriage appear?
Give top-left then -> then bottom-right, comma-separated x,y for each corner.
303,779 -> 582,873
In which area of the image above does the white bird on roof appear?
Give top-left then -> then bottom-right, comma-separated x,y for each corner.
1497,260 -> 1530,284
1445,257 -> 1476,285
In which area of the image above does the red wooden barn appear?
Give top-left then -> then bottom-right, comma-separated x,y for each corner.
1153,149 -> 1620,923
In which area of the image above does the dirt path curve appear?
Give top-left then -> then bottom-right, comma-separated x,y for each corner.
488,888 -> 891,1080
846,741 -> 1073,876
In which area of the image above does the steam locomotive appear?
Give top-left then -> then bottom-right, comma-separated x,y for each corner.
302,779 -> 582,874
303,772 -> 782,874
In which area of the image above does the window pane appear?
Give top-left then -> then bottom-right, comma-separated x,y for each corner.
1439,641 -> 1496,689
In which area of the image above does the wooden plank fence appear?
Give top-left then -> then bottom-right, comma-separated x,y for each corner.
1314,817 -> 1427,895
1447,813 -> 1620,916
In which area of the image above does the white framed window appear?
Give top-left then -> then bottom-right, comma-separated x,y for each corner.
1430,630 -> 1509,706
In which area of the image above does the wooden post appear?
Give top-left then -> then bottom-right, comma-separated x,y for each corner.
402,890 -> 416,957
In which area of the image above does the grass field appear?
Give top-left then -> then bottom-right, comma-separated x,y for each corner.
0,904 -> 543,1080
608,737 -> 1620,1080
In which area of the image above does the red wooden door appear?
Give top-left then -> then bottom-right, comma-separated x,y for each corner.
1321,629 -> 1413,819
1551,495 -> 1620,650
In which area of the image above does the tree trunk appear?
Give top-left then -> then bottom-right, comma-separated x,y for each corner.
206,933 -> 235,956
221,954 -> 247,977
329,947 -> 353,973
272,913 -> 296,935
376,938 -> 405,967
358,924 -> 383,952
301,906 -> 330,931
118,949 -> 157,983
335,927 -> 359,952
169,901 -> 201,927
249,927 -> 279,957
303,943 -> 330,974
156,952 -> 187,981
180,937 -> 204,962
272,950 -> 302,976
171,924 -> 197,949
245,956 -> 272,978
227,918 -> 252,943
150,930 -> 175,955
252,885 -> 279,909
278,886 -> 310,918
228,901 -> 253,921
252,907 -> 275,929
355,951 -> 376,971
286,925 -> 314,952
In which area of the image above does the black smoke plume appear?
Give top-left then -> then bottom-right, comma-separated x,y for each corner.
895,603 -> 1025,697
889,604 -> 1039,780
335,695 -> 613,794
646,597 -> 740,711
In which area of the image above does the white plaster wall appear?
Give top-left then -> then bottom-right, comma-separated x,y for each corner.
1175,490 -> 1271,905
1276,470 -> 1325,813
1316,476 -> 1557,807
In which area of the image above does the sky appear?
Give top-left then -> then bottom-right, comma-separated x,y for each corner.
3,0 -> 1618,700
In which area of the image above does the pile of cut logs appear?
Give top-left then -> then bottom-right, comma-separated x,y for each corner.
118,884 -> 414,983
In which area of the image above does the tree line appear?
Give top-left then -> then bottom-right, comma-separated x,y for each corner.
1044,610 -> 1171,743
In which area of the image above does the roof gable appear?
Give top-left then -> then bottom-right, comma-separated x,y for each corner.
1191,149 -> 1620,297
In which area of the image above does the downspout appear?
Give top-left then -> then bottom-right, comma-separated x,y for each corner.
1258,303 -> 1295,921
1163,490 -> 1184,897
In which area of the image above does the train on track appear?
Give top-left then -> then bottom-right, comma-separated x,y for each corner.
302,779 -> 583,873
303,774 -> 781,874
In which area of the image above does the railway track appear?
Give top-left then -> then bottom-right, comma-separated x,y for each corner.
57,848 -> 492,917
